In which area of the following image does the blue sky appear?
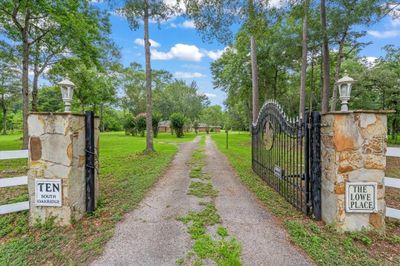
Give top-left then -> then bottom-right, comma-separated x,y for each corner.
91,1 -> 400,107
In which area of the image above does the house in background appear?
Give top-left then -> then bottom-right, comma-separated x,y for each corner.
159,121 -> 221,133
197,123 -> 222,133
197,123 -> 208,133
159,121 -> 171,133
210,126 -> 222,133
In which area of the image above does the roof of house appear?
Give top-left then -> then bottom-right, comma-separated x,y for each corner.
159,120 -> 170,127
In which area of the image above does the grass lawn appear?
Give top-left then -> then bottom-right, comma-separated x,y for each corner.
0,131 -> 197,265
212,132 -> 400,266
388,135 -> 400,146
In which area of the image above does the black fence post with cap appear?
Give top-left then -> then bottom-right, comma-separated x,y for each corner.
311,111 -> 322,220
85,111 -> 95,213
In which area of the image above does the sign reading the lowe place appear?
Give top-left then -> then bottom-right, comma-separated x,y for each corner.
346,182 -> 377,213
35,179 -> 62,207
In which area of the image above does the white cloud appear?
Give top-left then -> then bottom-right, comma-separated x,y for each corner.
174,72 -> 206,78
134,38 -> 161,48
169,20 -> 196,29
269,0 -> 287,8
388,3 -> 400,27
152,44 -> 204,61
360,56 -> 378,68
181,20 -> 195,29
392,17 -> 400,27
367,30 -> 400,39
163,0 -> 186,12
205,47 -> 233,60
204,93 -> 216,98
206,50 -> 225,60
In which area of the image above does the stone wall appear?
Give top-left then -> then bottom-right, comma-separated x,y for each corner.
27,113 -> 99,226
321,111 -> 388,231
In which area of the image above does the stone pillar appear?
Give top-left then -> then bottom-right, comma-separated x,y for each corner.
321,111 -> 390,232
27,113 -> 99,226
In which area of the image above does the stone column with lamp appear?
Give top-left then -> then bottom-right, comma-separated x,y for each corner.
321,73 -> 391,232
27,77 -> 100,226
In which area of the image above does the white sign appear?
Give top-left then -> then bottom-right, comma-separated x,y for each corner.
35,179 -> 62,207
346,182 -> 377,213
274,165 -> 282,179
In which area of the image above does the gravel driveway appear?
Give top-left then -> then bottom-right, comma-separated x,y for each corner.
92,136 -> 313,266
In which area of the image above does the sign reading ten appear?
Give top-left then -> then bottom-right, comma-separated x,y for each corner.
346,182 -> 377,213
35,179 -> 62,207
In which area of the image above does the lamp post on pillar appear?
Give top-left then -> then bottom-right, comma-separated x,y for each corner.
336,72 -> 355,112
58,77 -> 75,112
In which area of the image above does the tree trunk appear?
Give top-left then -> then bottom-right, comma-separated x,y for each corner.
248,0 -> 259,124
100,103 -> 104,132
311,51 -> 315,93
32,72 -> 39,112
32,43 -> 40,112
2,108 -> 7,135
247,97 -> 252,132
22,32 -> 30,149
2,94 -> 7,135
320,0 -> 330,113
330,32 -> 347,111
251,36 -> 259,124
144,0 -> 154,152
299,0 -> 309,119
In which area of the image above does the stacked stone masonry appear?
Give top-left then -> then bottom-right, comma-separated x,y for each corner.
321,111 -> 388,231
27,113 -> 99,226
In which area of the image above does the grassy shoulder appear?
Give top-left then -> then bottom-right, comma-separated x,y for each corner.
0,131 -> 196,265
212,132 -> 400,266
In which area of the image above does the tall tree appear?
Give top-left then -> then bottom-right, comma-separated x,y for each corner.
153,80 -> 209,121
0,1 -> 52,148
0,42 -> 20,134
249,0 -> 259,124
299,0 -> 309,118
49,57 -> 117,113
183,0 -> 270,123
121,0 -> 175,152
0,0 -> 111,148
329,0 -> 384,111
320,0 -> 330,113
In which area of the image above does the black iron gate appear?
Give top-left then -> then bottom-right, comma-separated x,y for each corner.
252,100 -> 321,219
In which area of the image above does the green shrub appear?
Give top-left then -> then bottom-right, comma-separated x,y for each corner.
135,114 -> 146,137
170,112 -> 185,138
152,113 -> 161,138
123,114 -> 136,135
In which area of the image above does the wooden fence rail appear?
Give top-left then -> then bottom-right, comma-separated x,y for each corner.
0,150 -> 29,215
385,147 -> 400,220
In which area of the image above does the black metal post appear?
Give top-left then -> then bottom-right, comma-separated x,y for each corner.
304,112 -> 311,214
85,111 -> 95,213
226,130 -> 229,149
311,112 -> 322,220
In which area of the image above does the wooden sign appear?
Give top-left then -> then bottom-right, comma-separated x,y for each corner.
346,182 -> 377,213
35,179 -> 62,207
